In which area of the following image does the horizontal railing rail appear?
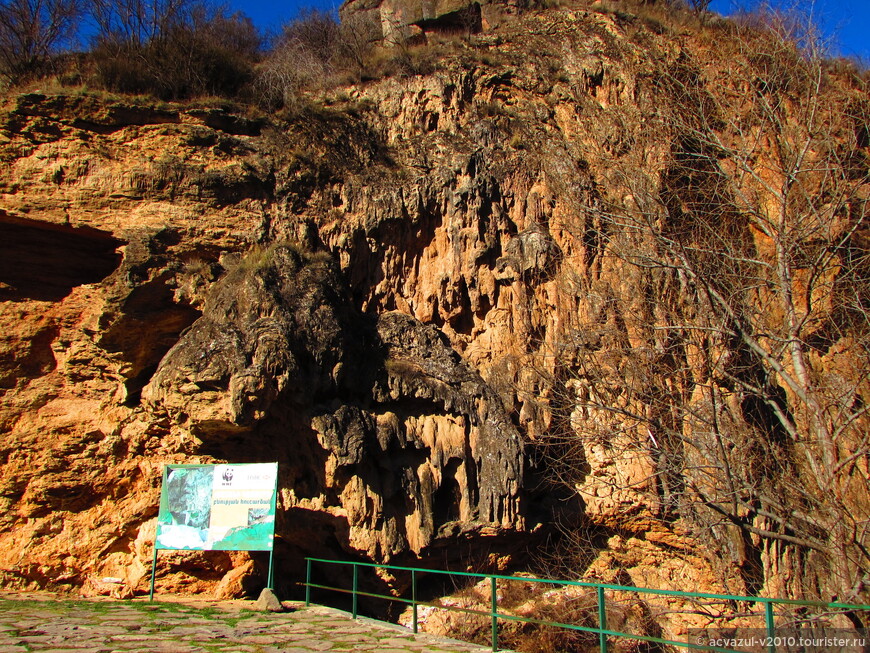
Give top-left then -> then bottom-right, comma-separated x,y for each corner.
301,556 -> 870,653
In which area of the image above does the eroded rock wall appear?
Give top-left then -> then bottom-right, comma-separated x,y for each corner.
0,86 -> 528,595
1,0 -> 868,628
0,7 -> 726,601
142,245 -> 523,562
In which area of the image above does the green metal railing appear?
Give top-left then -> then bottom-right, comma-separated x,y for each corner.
302,557 -> 870,653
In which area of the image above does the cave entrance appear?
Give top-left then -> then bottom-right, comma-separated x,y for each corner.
0,212 -> 124,302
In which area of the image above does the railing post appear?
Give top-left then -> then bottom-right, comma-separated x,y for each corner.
305,559 -> 311,606
352,563 -> 359,619
412,569 -> 418,634
597,585 -> 607,653
491,576 -> 498,652
764,601 -> 775,653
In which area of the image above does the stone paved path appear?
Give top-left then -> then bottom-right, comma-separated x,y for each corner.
0,593 -> 496,652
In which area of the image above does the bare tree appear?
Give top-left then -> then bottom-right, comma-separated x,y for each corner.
0,0 -> 80,82
687,0 -> 712,14
89,0 -> 195,46
535,5 -> 870,611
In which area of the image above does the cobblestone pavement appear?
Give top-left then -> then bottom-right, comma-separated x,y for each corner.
0,593 -> 496,652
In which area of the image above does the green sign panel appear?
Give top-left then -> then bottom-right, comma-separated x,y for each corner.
155,463 -> 278,551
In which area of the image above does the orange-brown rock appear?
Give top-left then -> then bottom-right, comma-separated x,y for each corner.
1,0 -> 869,627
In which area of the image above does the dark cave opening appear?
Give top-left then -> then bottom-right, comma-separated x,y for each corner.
434,458 -> 463,524
0,213 -> 124,302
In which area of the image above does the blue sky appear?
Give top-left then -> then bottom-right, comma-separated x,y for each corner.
710,0 -> 870,60
235,0 -> 868,61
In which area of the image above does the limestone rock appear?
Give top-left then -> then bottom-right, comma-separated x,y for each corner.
213,559 -> 258,599
143,245 -> 353,439
340,0 -> 484,46
142,245 -> 524,570
255,587 -> 284,612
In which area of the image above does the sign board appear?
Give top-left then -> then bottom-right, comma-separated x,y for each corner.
155,463 -> 278,552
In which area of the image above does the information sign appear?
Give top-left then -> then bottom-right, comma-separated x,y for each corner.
155,463 -> 278,551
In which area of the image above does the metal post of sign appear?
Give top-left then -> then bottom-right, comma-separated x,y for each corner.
150,465 -> 171,601
267,469 -> 278,590
149,546 -> 159,601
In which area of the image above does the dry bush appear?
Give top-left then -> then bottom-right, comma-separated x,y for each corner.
731,0 -> 828,57
365,41 -> 442,79
500,602 -> 599,653
421,576 -> 665,653
256,5 -> 491,110
256,9 -> 377,111
90,6 -> 259,99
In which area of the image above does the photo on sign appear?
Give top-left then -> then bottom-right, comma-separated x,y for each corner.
156,466 -> 214,550
248,508 -> 269,525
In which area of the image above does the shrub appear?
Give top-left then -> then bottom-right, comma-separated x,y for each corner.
89,4 -> 260,100
255,9 -> 378,110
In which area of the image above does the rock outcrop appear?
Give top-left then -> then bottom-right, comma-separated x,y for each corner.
143,244 -> 523,564
340,0 -> 485,46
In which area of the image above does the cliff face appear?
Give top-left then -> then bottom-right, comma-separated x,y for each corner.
143,246 -> 522,560
0,89 -> 527,598
1,0 -> 869,628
